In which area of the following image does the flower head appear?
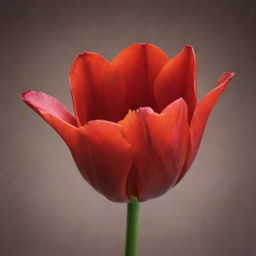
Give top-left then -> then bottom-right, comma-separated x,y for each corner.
21,43 -> 234,202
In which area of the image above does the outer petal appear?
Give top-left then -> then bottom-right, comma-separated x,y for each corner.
70,52 -> 128,125
72,121 -> 133,202
112,43 -> 169,111
176,72 -> 235,183
21,91 -> 133,202
120,99 -> 189,201
21,90 -> 77,147
154,45 -> 197,122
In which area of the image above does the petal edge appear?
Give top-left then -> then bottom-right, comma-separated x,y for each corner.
154,45 -> 197,121
176,72 -> 235,183
21,90 -> 77,147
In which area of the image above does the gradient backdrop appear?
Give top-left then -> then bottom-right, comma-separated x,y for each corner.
1,0 -> 255,255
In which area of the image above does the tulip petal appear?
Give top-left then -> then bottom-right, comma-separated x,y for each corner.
154,45 -> 196,122
70,52 -> 127,125
72,121 -> 133,202
120,98 -> 189,201
176,72 -> 235,183
21,90 -> 77,147
21,91 -> 133,202
112,43 -> 169,111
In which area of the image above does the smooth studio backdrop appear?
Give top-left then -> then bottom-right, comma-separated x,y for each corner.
0,0 -> 255,255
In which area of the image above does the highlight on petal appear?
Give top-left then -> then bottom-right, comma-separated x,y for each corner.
72,121 -> 133,202
21,90 -> 77,147
112,43 -> 169,111
154,45 -> 197,122
70,52 -> 127,125
120,98 -> 189,201
176,72 -> 235,183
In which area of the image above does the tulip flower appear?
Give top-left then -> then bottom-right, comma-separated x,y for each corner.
21,43 -> 234,256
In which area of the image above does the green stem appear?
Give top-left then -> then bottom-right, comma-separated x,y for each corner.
125,197 -> 140,256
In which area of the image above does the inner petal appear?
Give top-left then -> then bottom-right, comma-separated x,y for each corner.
154,45 -> 197,122
112,43 -> 169,112
70,52 -> 128,125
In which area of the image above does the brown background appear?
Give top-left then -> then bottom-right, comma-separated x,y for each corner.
1,0 -> 255,255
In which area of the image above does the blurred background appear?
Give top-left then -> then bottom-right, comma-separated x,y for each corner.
0,0 -> 255,255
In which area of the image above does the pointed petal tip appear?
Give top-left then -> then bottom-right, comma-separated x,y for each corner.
132,42 -> 151,47
20,90 -> 77,126
162,97 -> 188,115
71,51 -> 104,67
184,45 -> 196,60
124,42 -> 167,52
137,42 -> 161,48
20,90 -> 44,114
20,90 -> 40,103
176,97 -> 186,104
20,90 -> 46,104
138,42 -> 147,46
184,44 -> 193,49
137,42 -> 156,49
225,71 -> 235,78
179,97 -> 188,108
136,106 -> 155,115
184,45 -> 195,52
69,51 -> 107,80
223,71 -> 235,77
171,97 -> 187,107
218,72 -> 235,85
77,51 -> 98,58
20,90 -> 35,101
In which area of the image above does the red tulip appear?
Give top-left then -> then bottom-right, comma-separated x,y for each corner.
21,43 -> 234,202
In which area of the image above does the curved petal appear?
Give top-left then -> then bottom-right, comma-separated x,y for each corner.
176,72 -> 235,183
71,121 -> 133,202
112,43 -> 169,111
70,52 -> 128,125
119,98 -> 189,201
154,45 -> 197,122
21,90 -> 77,147
21,91 -> 133,202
